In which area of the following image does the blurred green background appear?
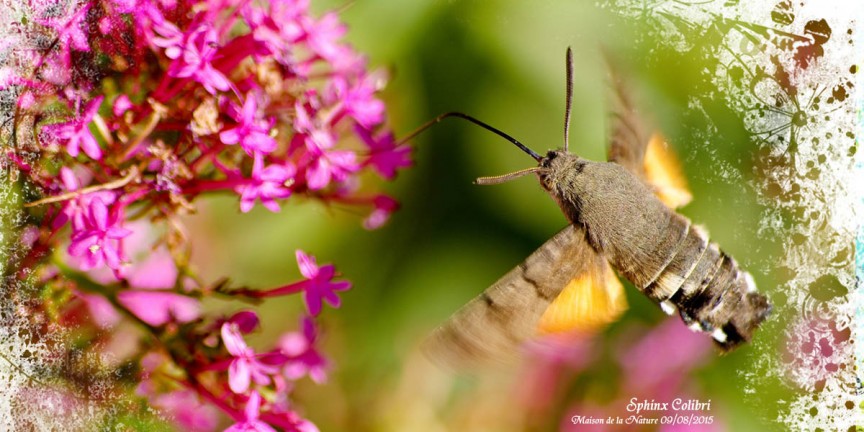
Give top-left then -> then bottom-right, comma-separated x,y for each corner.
186,1 -> 793,431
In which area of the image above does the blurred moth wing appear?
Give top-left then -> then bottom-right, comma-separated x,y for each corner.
424,224 -> 625,369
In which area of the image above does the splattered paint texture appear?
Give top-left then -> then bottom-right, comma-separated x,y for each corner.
608,0 -> 864,429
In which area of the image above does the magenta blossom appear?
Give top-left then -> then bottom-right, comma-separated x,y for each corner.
363,195 -> 399,230
220,96 -> 278,155
54,167 -> 117,230
42,96 -> 104,160
228,311 -> 261,334
327,74 -> 385,129
356,128 -> 412,180
35,3 -> 91,57
254,250 -> 352,316
296,250 -> 351,316
151,390 -> 219,432
305,149 -> 358,190
67,198 -> 132,271
222,323 -> 279,394
235,158 -> 295,213
117,291 -> 201,326
278,317 -> 328,383
225,392 -> 276,432
303,12 -> 346,64
170,25 -> 231,94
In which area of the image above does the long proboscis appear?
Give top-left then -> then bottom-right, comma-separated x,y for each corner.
396,112 -> 541,161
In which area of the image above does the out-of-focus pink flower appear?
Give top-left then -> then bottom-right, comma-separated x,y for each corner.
41,52 -> 73,85
152,389 -> 220,432
74,290 -> 121,328
42,96 -> 104,160
222,323 -> 279,394
55,166 -> 117,230
152,18 -> 185,59
363,195 -> 399,230
117,291 -> 201,326
225,392 -> 277,432
113,94 -> 133,117
304,12 -> 345,63
235,158 -> 294,213
305,150 -> 358,190
356,128 -> 412,180
278,317 -> 328,383
68,198 -> 132,270
171,25 -> 231,94
220,96 -> 278,155
326,75 -> 385,129
295,250 -> 351,316
125,247 -> 178,289
35,3 -> 91,56
619,318 -> 711,394
229,311 -> 261,334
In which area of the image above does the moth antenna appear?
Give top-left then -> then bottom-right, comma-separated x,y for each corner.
563,47 -> 574,153
397,112 -> 541,161
475,167 -> 544,185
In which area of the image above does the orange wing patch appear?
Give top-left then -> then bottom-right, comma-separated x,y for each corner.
536,261 -> 627,335
644,133 -> 692,209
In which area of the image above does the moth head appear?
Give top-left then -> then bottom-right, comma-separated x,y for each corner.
537,150 -> 586,192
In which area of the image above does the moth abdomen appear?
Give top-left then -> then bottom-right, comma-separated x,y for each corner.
666,247 -> 769,350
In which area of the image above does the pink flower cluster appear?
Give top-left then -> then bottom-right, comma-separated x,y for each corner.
5,0 -> 409,429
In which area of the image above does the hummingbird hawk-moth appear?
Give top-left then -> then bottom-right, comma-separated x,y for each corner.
423,49 -> 772,368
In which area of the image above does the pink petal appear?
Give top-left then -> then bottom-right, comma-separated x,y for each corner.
222,323 -> 249,356
118,291 -> 200,326
245,391 -> 261,420
126,248 -> 177,289
295,250 -> 318,279
89,198 -> 109,231
220,128 -> 241,145
60,167 -> 79,190
80,134 -> 102,160
229,359 -> 251,393
229,311 -> 260,334
68,234 -> 97,256
303,290 -> 323,317
102,243 -> 122,269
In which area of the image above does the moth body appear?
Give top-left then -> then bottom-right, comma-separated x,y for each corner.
422,49 -> 771,368
538,150 -> 771,349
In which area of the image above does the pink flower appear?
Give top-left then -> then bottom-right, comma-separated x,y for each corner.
356,128 -> 412,180
295,250 -> 351,316
74,290 -> 121,328
117,291 -> 201,326
42,96 -> 104,160
305,149 -> 358,190
222,323 -> 279,394
220,96 -> 277,155
278,317 -> 328,383
54,167 -> 117,230
151,390 -> 220,432
152,18 -> 185,59
67,198 -> 132,271
113,95 -> 133,117
619,319 -> 711,395
35,3 -> 91,56
228,311 -> 261,334
225,392 -> 277,432
327,75 -> 385,128
304,12 -> 346,63
363,195 -> 399,230
171,25 -> 231,94
236,159 -> 295,213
